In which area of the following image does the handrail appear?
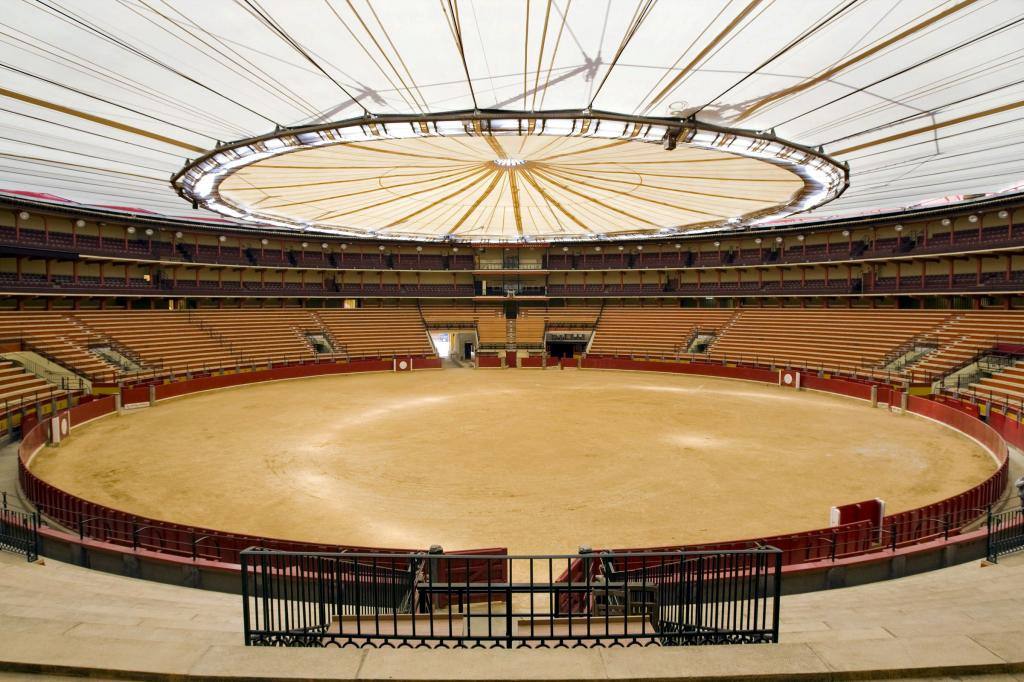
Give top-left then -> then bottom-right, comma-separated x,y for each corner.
987,507 -> 1024,561
0,495 -> 39,562
5,355 -> 87,391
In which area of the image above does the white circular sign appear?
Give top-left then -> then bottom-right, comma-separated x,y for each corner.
783,373 -> 793,385
398,360 -> 409,370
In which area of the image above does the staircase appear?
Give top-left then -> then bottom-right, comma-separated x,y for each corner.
699,307 -> 741,356
186,313 -> 248,365
1,352 -> 87,392
66,315 -> 147,373
18,316 -> 118,382
947,356 -> 1024,400
309,311 -> 347,357
0,359 -> 63,403
506,316 -> 517,350
880,334 -> 939,372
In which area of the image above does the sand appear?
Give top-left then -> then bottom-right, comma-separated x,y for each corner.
29,368 -> 998,554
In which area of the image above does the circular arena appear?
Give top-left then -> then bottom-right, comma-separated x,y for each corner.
2,1 -> 1024,679
29,370 -> 997,555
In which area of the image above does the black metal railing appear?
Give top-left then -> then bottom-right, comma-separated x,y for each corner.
240,547 -> 782,649
987,507 -> 1024,562
0,492 -> 39,562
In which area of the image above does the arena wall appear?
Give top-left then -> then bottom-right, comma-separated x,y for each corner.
12,357 -> 1014,596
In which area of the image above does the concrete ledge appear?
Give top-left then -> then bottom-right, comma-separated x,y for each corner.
0,631 -> 1022,680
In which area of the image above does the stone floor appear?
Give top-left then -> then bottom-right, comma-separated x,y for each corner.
0,548 -> 1021,680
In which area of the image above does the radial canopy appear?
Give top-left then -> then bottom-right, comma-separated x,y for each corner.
217,134 -> 803,240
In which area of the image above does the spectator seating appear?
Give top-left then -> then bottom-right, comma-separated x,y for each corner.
188,310 -> 324,364
589,306 -> 736,357
392,254 -> 445,270
909,312 -> 1024,380
4,306 -> 1024,386
965,360 -> 1024,402
515,316 -> 546,346
335,253 -> 388,269
419,303 -> 510,346
707,309 -> 953,370
634,251 -> 691,268
72,311 -> 239,374
177,243 -> 252,266
0,359 -> 62,404
534,305 -> 601,326
0,312 -> 118,379
419,303 -> 480,325
476,309 -> 508,347
317,306 -> 433,358
448,254 -> 475,270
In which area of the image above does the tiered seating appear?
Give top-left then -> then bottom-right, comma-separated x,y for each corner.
533,305 -> 601,326
476,309 -> 507,346
966,360 -> 1024,402
0,312 -> 117,379
515,315 -> 546,345
419,302 -> 479,325
708,309 -> 952,369
419,304 -> 514,347
910,312 -> 1024,380
72,311 -> 237,373
589,306 -> 736,357
189,310 -> 322,363
317,306 -> 434,358
6,307 -> 1024,382
0,359 -> 61,403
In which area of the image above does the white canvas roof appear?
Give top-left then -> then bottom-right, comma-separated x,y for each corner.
1,0 -> 1021,238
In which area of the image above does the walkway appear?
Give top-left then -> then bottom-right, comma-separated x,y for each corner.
0,549 -> 1020,679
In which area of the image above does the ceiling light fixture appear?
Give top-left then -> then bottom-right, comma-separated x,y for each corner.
492,157 -> 526,168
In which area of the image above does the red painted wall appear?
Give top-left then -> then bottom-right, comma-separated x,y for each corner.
582,356 -> 777,383
15,356 -> 1013,572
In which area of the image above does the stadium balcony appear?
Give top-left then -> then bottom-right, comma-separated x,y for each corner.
0,225 -> 174,260
175,242 -> 253,266
869,272 -> 1024,293
0,273 -> 157,293
2,211 -> 1023,277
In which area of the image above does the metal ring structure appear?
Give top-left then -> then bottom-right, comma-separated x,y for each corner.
172,109 -> 849,244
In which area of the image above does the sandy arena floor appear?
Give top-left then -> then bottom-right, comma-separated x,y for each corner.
29,369 -> 998,554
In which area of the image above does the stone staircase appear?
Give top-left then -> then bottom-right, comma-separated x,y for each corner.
0,552 -> 239,648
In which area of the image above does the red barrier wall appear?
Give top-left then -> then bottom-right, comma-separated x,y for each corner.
16,362 -> 430,564
152,359 -> 392,401
582,356 -> 778,383
477,355 -> 502,368
15,356 -> 1012,572
519,356 -> 544,368
986,410 -> 1024,451
800,374 -> 876,401
581,358 -> 1009,566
